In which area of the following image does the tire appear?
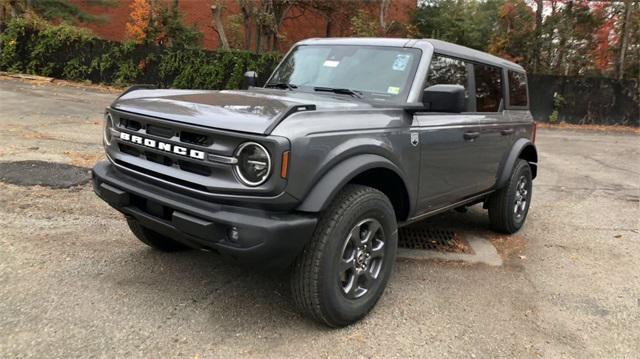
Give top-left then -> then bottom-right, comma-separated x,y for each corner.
291,184 -> 398,327
488,159 -> 533,234
127,218 -> 190,252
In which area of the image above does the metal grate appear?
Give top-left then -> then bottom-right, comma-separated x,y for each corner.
398,227 -> 473,254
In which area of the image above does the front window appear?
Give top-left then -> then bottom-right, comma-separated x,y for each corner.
267,45 -> 421,102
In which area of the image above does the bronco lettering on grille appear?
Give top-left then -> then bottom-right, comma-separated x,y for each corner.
119,132 -> 205,160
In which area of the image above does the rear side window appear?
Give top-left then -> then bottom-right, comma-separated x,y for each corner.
474,64 -> 503,112
508,71 -> 528,107
426,55 -> 470,111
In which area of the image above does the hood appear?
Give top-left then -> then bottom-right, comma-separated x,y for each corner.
112,88 -> 371,135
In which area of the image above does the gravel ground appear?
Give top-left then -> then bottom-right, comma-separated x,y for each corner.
0,77 -> 639,358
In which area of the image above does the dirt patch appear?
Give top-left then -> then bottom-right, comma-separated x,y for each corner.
0,160 -> 91,188
487,233 -> 527,261
64,151 -> 105,167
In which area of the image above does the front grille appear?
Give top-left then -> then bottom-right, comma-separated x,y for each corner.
109,111 -> 251,193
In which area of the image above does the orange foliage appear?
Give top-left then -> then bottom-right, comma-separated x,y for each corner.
125,0 -> 152,43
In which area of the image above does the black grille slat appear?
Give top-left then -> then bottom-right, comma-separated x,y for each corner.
145,151 -> 173,166
178,160 -> 212,176
120,118 -> 142,131
119,143 -> 141,157
147,124 -> 175,138
180,131 -> 211,146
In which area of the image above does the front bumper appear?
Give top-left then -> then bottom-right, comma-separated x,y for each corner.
92,161 -> 317,268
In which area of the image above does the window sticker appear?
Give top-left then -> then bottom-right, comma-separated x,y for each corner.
387,86 -> 400,95
392,54 -> 410,71
323,60 -> 340,68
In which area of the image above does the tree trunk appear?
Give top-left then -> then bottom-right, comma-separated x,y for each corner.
554,0 -> 573,74
618,0 -> 632,80
532,0 -> 543,73
325,15 -> 332,37
210,3 -> 230,50
379,0 -> 390,34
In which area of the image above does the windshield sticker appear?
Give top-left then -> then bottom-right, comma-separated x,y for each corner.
392,54 -> 410,71
387,86 -> 400,95
323,60 -> 340,68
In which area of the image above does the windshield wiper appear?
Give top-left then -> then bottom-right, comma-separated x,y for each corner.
313,87 -> 363,99
265,83 -> 298,90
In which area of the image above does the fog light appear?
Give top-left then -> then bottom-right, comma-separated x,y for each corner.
228,226 -> 239,242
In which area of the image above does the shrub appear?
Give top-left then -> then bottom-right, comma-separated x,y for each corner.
0,17 -> 281,89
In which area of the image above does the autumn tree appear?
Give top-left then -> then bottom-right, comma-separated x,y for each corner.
125,0 -> 201,48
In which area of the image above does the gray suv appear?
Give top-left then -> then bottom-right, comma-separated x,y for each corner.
93,38 -> 538,327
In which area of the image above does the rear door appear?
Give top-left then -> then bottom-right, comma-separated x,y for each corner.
471,64 -> 513,192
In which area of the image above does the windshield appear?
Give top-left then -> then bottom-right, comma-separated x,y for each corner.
266,45 -> 421,102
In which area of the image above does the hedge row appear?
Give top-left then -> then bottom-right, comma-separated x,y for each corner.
0,17 -> 281,89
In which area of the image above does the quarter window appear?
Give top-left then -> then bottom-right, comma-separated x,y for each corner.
474,64 -> 503,112
508,71 -> 528,107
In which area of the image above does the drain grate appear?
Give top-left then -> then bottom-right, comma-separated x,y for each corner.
398,227 -> 473,254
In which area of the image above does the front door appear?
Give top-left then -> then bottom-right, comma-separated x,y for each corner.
413,114 -> 484,213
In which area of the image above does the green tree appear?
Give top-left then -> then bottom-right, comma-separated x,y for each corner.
411,0 -> 504,51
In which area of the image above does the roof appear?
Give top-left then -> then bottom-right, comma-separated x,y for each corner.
295,37 -> 525,73
425,39 -> 525,72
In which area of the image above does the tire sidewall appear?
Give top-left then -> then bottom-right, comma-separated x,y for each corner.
318,195 -> 397,326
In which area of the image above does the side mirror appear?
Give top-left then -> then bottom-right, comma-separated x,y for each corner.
422,84 -> 466,113
243,71 -> 258,89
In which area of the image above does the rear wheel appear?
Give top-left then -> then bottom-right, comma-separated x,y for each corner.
127,218 -> 190,252
291,185 -> 397,327
488,159 -> 533,233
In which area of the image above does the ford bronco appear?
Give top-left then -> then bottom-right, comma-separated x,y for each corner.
93,38 -> 538,327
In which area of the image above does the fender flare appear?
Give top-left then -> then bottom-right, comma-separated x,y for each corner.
495,138 -> 538,189
296,154 -> 410,213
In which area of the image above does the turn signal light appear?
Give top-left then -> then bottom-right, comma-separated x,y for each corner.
281,151 -> 290,179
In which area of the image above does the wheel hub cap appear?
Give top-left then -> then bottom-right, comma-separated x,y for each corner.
514,176 -> 529,219
339,218 -> 385,299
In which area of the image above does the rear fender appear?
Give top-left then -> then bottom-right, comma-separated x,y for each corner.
495,138 -> 538,189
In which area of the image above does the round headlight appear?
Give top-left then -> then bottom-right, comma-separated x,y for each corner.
234,142 -> 271,186
103,113 -> 114,145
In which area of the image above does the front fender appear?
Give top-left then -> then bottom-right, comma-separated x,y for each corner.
495,138 -> 538,189
296,154 -> 409,213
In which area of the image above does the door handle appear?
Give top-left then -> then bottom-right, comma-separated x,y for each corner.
463,131 -> 480,140
500,129 -> 515,135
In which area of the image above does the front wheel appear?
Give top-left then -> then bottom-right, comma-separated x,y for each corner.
488,159 -> 533,233
291,185 -> 398,327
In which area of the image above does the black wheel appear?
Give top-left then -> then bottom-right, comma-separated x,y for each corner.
127,218 -> 190,252
291,184 -> 398,327
488,159 -> 533,234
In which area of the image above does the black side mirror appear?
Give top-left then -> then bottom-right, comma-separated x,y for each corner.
243,71 -> 258,89
422,84 -> 466,113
